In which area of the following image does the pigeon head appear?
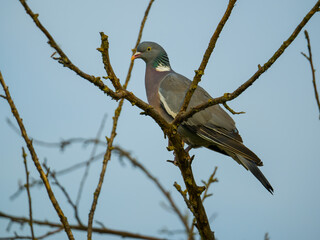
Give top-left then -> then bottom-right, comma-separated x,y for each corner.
131,42 -> 171,71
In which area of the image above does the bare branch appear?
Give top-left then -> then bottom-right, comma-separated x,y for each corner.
222,102 -> 245,115
10,152 -> 106,200
46,166 -> 83,226
15,1 -> 320,239
174,182 -> 194,214
0,71 -> 75,240
22,148 -> 35,239
86,107 -> 118,239
188,167 -> 218,239
37,228 -> 64,239
17,0 -> 114,97
173,0 -> 237,126
34,137 -> 102,151
17,0 -> 170,138
0,211 -> 167,240
0,228 -> 63,240
13,134 -> 192,237
301,30 -> 320,119
87,1 -> 155,238
76,114 -> 107,211
201,167 -> 218,203
125,0 -> 155,89
97,34 -> 120,89
113,146 -> 191,235
175,0 -> 320,124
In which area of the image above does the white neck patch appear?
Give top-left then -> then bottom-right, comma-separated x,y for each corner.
155,65 -> 171,72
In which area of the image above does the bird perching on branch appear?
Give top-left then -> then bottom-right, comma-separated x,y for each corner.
132,42 -> 273,194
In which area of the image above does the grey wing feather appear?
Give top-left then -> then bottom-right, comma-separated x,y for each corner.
158,72 -> 241,139
158,72 -> 263,166
159,72 -> 272,192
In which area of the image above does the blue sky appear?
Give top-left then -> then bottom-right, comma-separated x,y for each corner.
1,0 -> 320,239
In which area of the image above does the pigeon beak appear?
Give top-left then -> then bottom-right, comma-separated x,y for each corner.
131,52 -> 141,61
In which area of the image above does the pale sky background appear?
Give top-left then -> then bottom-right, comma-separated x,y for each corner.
1,0 -> 320,239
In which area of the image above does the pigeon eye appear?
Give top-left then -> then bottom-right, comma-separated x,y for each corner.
147,47 -> 151,51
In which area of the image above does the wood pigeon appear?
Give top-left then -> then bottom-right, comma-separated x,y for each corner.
131,42 -> 273,194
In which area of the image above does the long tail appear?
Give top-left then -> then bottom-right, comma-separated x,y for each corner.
237,154 -> 274,194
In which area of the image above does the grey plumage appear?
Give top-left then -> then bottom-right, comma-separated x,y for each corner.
132,41 -> 273,194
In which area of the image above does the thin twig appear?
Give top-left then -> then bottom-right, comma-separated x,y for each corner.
6,117 -> 107,151
10,152 -> 105,200
37,228 -> 64,239
0,211 -> 166,240
174,0 -> 320,125
22,148 -> 35,239
222,102 -> 245,115
34,137 -> 102,151
188,167 -> 218,239
201,167 -> 218,202
76,114 -> 107,210
56,152 -> 104,175
173,182 -> 194,214
0,71 -> 74,240
45,165 -> 83,226
10,179 -> 43,200
124,0 -> 155,89
87,1 -> 155,239
0,227 -> 64,240
301,30 -> 320,119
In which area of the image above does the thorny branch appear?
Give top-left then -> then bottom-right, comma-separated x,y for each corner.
301,30 -> 320,119
0,71 -> 75,240
22,148 -> 35,239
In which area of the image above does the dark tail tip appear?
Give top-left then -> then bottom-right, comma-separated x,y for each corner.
238,155 -> 274,194
247,160 -> 274,194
